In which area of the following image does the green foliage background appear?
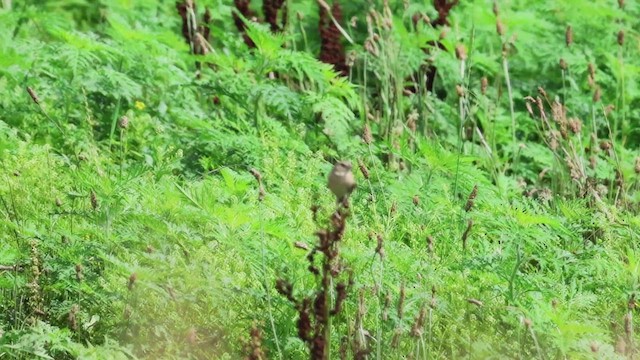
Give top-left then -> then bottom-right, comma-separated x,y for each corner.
0,0 -> 639,359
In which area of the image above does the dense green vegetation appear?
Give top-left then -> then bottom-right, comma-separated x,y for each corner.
1,0 -> 639,358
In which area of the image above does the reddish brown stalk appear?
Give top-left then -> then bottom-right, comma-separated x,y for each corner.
233,0 -> 257,47
263,0 -> 286,32
275,206 -> 353,359
319,1 -> 347,75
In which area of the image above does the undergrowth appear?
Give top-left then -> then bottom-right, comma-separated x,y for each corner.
1,0 -> 640,359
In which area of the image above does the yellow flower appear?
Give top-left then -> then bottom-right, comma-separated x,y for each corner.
134,101 -> 146,110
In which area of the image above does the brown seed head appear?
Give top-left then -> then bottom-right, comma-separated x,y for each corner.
410,304 -> 427,337
593,87 -> 601,103
525,100 -> 535,118
128,272 -> 137,291
492,1 -> 499,16
565,25 -> 573,47
364,38 -> 379,57
358,159 -> 370,180
412,195 -> 419,206
481,77 -> 488,95
618,30 -> 624,46
464,185 -> 478,212
537,86 -> 548,100
249,168 -> 262,182
536,96 -> 547,120
375,234 -> 385,259
455,44 -> 467,60
363,123 -> 373,144
397,284 -> 405,319
496,18 -> 505,36
604,104 -> 615,116
27,87 -> 40,104
568,118 -> 582,134
118,115 -> 129,129
68,304 -> 79,331
624,312 -> 632,338
90,191 -> 98,210
599,140 -> 611,152
75,264 -> 83,282
407,110 -> 418,133
559,58 -> 567,70
439,28 -> 448,40
455,84 -> 465,97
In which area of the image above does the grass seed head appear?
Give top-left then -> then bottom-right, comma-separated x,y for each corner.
128,272 -> 137,291
68,304 -> 79,331
410,304 -> 426,337
569,118 -> 582,134
455,44 -> 467,60
496,18 -> 505,36
624,312 -> 633,338
559,58 -> 567,70
358,159 -> 370,180
26,86 -> 40,104
90,191 -> 98,210
464,185 -> 478,212
617,30 -> 624,46
565,25 -> 573,47
588,63 -> 596,79
363,123 -> 373,144
481,77 -> 488,95
375,234 -> 384,259
397,284 -> 405,320
118,115 -> 129,129
75,263 -> 83,282
593,87 -> 601,103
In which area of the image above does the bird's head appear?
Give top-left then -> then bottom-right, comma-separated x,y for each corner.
336,161 -> 352,170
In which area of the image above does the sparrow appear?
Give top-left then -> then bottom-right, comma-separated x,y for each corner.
328,160 -> 356,205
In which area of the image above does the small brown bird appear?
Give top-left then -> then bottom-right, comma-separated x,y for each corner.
328,160 -> 356,205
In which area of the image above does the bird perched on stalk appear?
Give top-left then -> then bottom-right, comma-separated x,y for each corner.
328,160 -> 356,206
